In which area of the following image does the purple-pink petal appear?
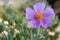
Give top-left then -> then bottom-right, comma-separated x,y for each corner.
44,7 -> 55,19
42,19 -> 53,28
28,20 -> 41,28
33,2 -> 45,13
26,2 -> 55,29
26,7 -> 35,20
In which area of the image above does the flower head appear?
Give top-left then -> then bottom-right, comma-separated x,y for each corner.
26,2 -> 55,28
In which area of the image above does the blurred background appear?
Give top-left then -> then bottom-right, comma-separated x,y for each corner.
0,0 -> 60,40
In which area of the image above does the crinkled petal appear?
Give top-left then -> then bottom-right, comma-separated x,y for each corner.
42,19 -> 53,28
26,7 -> 35,20
28,20 -> 41,28
33,2 -> 45,13
44,7 -> 55,18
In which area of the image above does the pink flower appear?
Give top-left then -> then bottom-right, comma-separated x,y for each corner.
26,2 -> 55,28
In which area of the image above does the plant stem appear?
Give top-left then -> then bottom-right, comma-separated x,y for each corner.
37,27 -> 40,35
31,29 -> 33,40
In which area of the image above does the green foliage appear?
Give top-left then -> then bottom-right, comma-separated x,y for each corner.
0,21 -> 5,33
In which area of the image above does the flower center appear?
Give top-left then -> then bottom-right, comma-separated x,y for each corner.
35,13 -> 43,21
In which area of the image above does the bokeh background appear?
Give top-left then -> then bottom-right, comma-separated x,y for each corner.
0,0 -> 60,40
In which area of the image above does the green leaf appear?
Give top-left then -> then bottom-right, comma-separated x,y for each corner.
2,14 -> 8,21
